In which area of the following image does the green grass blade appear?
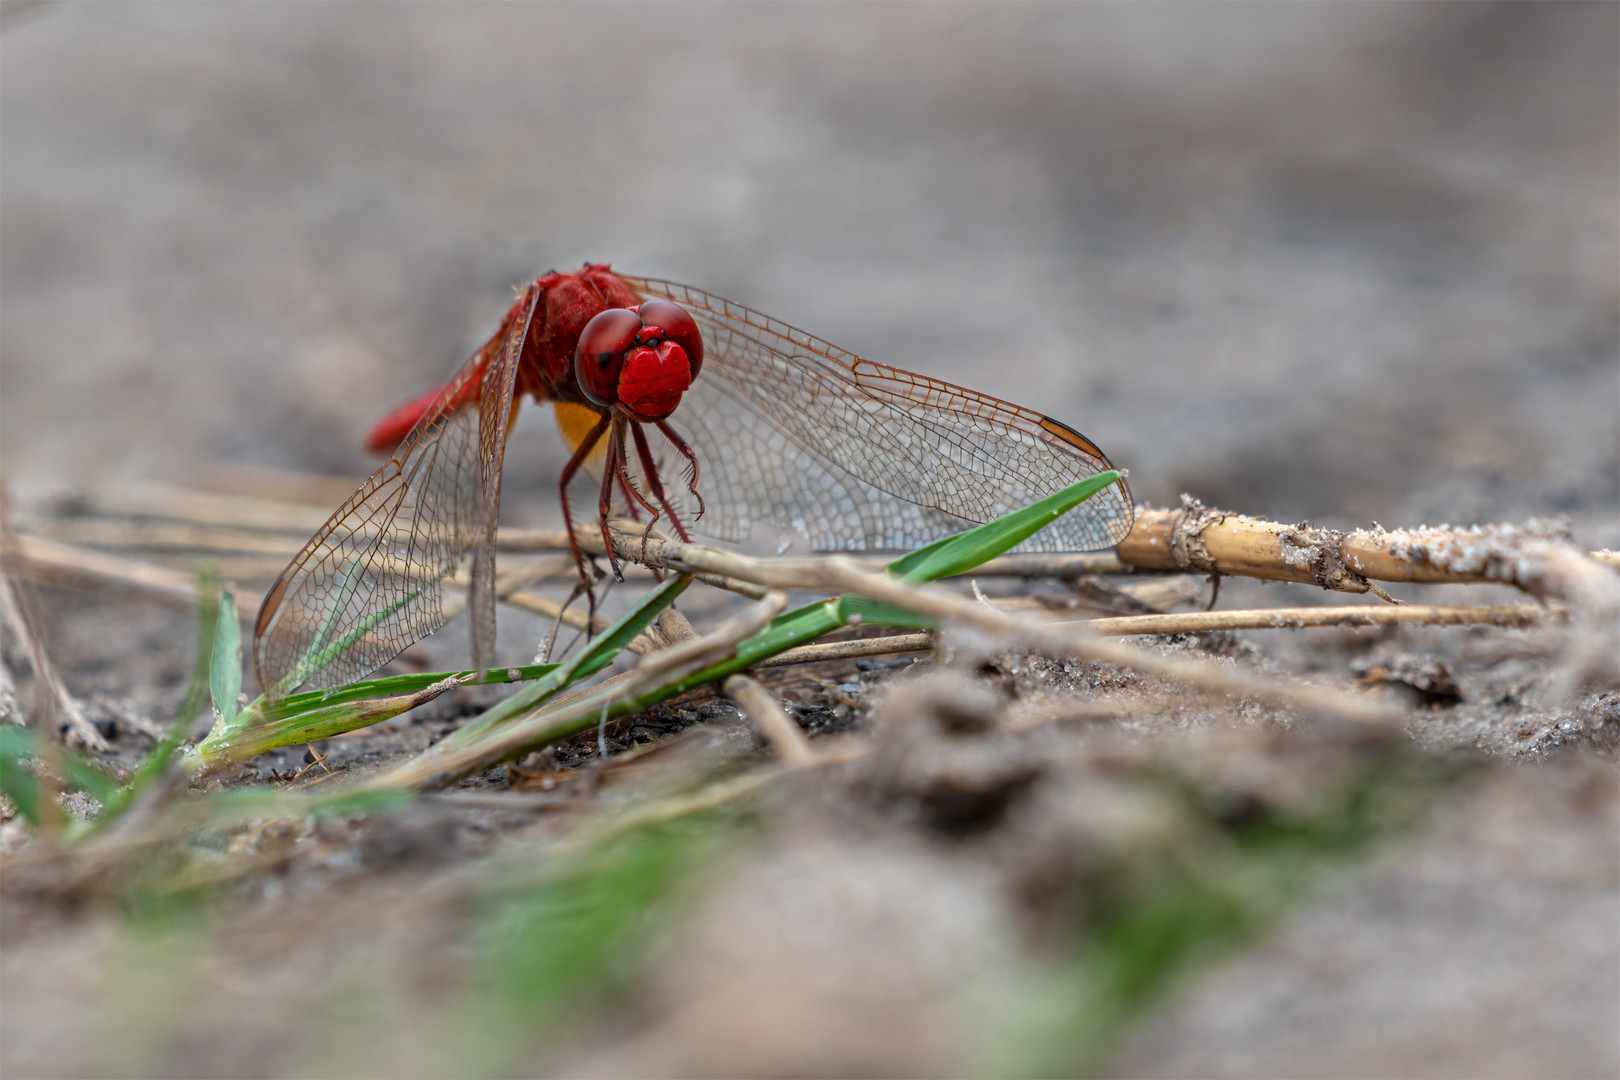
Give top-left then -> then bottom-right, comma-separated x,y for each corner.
95,571 -> 221,824
252,662 -> 564,723
455,815 -> 733,1073
209,589 -> 242,725
275,561 -> 443,698
443,574 -> 691,750
59,744 -> 122,804
204,784 -> 415,822
0,725 -> 124,827
187,663 -> 567,775
887,470 -> 1123,582
834,594 -> 937,629
0,726 -> 44,825
371,477 -> 1127,783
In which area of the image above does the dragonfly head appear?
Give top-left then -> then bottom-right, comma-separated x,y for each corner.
574,299 -> 705,422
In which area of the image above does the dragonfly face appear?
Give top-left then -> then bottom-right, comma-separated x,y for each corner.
573,299 -> 705,422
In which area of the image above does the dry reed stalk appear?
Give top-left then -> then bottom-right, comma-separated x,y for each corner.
1116,497 -> 1614,599
723,674 -> 815,766
4,535 -> 202,611
18,518 -> 302,556
140,555 -> 306,581
849,551 -> 1132,577
546,532 -> 1390,723
648,607 -> 702,649
52,479 -> 1614,593
593,538 -> 1401,725
199,462 -> 371,507
92,481 -> 335,533
551,527 -> 1132,581
0,565 -> 108,752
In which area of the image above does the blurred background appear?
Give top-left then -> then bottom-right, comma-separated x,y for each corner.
4,2 -> 1616,542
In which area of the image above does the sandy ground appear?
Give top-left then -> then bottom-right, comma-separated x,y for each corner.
2,4 -> 1617,1077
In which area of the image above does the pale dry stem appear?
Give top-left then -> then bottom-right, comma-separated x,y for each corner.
1118,497 -> 1616,600
0,551 -> 109,753
755,602 -> 1549,670
5,535 -> 202,612
373,588 -> 789,789
723,674 -> 815,766
612,537 -> 1402,727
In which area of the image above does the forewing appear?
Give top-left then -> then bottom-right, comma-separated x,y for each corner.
467,284 -> 537,673
253,293 -> 530,696
624,277 -> 1134,553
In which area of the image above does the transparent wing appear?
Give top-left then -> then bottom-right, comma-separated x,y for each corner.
252,287 -> 534,696
624,277 -> 1134,553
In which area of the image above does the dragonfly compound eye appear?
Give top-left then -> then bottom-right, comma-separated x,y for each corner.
574,307 -> 643,407
636,299 -> 704,380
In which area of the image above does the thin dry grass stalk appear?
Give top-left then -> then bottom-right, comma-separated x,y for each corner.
1085,603 -> 1551,635
723,674 -> 815,766
760,633 -> 934,667
4,535 -> 201,611
374,589 -> 790,790
755,602 -> 1550,669
19,518 -> 302,556
23,481 -> 1614,593
594,532 -> 1400,726
92,481 -> 335,534
0,565 -> 108,752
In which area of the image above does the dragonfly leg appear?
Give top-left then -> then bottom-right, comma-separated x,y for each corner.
654,419 -> 705,525
611,419 -> 661,529
558,411 -> 612,583
610,423 -> 670,566
615,468 -> 642,523
535,576 -> 591,663
630,421 -> 689,551
596,422 -> 624,578
599,419 -> 658,579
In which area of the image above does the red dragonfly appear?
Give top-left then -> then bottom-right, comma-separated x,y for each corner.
253,264 -> 1133,696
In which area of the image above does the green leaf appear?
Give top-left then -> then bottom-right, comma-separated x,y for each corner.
95,571 -> 221,826
209,589 -> 242,726
834,594 -> 937,629
0,725 -> 121,827
207,785 -> 414,822
418,573 -> 692,753
457,816 -> 733,1073
370,476 -> 1130,784
187,662 -> 572,776
887,470 -> 1123,582
0,726 -> 42,825
252,662 -> 564,725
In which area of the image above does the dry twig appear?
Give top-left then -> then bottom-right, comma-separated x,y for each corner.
4,535 -> 201,611
0,565 -> 108,753
751,601 -> 1550,670
1116,497 -> 1613,599
587,533 -> 1402,726
723,674 -> 815,766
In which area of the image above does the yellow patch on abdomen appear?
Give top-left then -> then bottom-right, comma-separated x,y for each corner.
553,401 -> 609,480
